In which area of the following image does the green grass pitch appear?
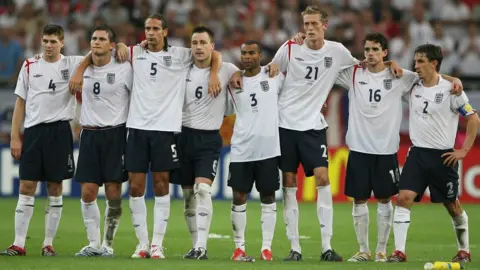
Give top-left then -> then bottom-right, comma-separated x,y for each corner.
0,198 -> 478,270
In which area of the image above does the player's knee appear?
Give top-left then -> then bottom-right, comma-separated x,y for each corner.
260,192 -> 275,204
443,200 -> 462,217
194,183 -> 211,200
19,180 -> 37,196
232,191 -> 247,205
46,182 -> 63,196
129,180 -> 145,197
396,191 -> 415,208
314,168 -> 329,186
81,184 -> 98,203
283,172 -> 297,187
105,183 -> 122,201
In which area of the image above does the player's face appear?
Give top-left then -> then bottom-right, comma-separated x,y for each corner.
90,30 -> 114,56
303,14 -> 327,40
41,35 -> 64,57
191,32 -> 214,61
240,44 -> 261,70
145,18 -> 167,46
414,53 -> 437,78
364,41 -> 387,66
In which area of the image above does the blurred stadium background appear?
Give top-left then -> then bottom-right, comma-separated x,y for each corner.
0,0 -> 479,267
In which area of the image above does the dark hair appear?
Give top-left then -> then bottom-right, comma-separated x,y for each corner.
414,44 -> 443,72
92,25 -> 116,43
363,33 -> 388,51
42,24 -> 64,40
192,25 -> 215,43
146,13 -> 168,51
242,40 -> 263,53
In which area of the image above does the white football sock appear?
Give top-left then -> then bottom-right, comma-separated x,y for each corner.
452,211 -> 469,253
376,201 -> 393,254
283,187 -> 301,253
317,185 -> 333,253
183,188 -> 197,248
352,202 -> 369,253
195,183 -> 213,250
44,196 -> 63,247
393,206 -> 410,253
13,194 -> 35,248
152,195 -> 170,247
102,199 -> 122,248
129,196 -> 149,246
81,199 -> 101,249
231,204 -> 246,251
261,202 -> 277,251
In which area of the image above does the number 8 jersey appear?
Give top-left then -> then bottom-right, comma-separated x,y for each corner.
226,68 -> 284,162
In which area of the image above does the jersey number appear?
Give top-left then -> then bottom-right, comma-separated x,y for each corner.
369,89 -> 381,102
250,93 -> 257,106
150,63 -> 157,76
93,82 -> 101,95
423,101 -> 429,114
48,80 -> 56,91
195,86 -> 203,99
305,66 -> 319,80
320,144 -> 327,158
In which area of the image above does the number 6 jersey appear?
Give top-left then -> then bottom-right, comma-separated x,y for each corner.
226,67 -> 284,162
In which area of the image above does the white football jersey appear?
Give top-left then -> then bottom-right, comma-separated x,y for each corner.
336,67 -> 419,154
14,55 -> 83,128
226,67 -> 284,162
126,45 -> 193,132
80,57 -> 133,127
409,76 -> 476,149
182,62 -> 239,130
272,40 -> 358,131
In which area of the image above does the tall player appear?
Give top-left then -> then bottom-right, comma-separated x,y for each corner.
71,14 -> 223,259
73,26 -> 132,257
171,26 -> 239,260
387,44 -> 478,263
1,24 -> 83,256
334,33 -> 463,263
227,40 -> 284,262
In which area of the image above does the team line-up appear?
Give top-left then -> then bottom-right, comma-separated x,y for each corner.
1,5 -> 478,264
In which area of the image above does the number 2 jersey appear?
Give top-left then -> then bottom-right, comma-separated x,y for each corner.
226,67 -> 284,162
126,45 -> 193,132
80,57 -> 133,127
336,66 -> 419,154
272,40 -> 357,131
408,76 -> 476,150
14,55 -> 83,128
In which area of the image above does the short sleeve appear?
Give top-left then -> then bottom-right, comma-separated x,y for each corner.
338,44 -> 359,70
400,69 -> 419,95
14,60 -> 30,100
173,46 -> 193,67
68,56 -> 85,69
276,73 -> 285,94
452,92 -> 476,117
272,40 -> 292,73
226,62 -> 240,78
335,66 -> 354,89
123,63 -> 133,91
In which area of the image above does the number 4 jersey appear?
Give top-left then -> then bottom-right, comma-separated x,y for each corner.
336,66 -> 419,154
80,57 -> 133,127
226,67 -> 284,162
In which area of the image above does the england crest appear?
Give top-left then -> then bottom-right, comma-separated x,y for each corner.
435,93 -> 444,104
107,73 -> 115,84
324,57 -> 332,68
163,56 -> 172,67
383,79 -> 392,90
61,69 -> 69,80
260,80 -> 269,92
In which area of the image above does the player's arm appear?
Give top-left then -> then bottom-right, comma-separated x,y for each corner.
225,86 -> 237,116
335,66 -> 355,90
69,51 -> 92,94
209,50 -> 222,97
11,61 -> 29,160
439,74 -> 463,95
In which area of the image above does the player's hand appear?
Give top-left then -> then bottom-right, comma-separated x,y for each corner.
388,60 -> 403,77
229,71 -> 243,89
441,149 -> 467,167
266,63 -> 279,77
292,32 -> 306,45
450,78 -> 463,96
69,70 -> 84,95
34,54 -> 41,60
138,40 -> 148,49
115,43 -> 129,62
321,103 -> 327,114
10,136 -> 22,160
208,73 -> 221,97
359,59 -> 368,69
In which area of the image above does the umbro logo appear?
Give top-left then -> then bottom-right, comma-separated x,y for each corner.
136,57 -> 146,60
33,74 -> 43,78
186,79 -> 191,82
83,76 -> 91,79
415,95 -> 422,98
294,57 -> 304,61
358,81 -> 367,85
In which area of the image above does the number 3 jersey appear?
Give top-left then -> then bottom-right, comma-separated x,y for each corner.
80,57 -> 133,127
336,66 -> 419,154
182,62 -> 239,130
408,76 -> 475,150
226,67 -> 284,162
14,55 -> 84,128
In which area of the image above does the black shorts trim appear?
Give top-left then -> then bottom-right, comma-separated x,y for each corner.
227,157 -> 280,193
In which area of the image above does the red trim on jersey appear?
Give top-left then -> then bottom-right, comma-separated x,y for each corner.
24,59 -> 33,74
285,40 -> 296,60
352,65 -> 360,90
129,46 -> 133,63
